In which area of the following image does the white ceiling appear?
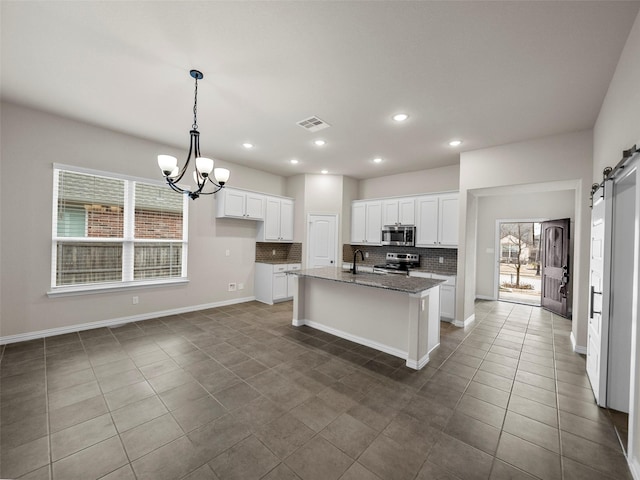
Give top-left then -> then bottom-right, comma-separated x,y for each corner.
2,1 -> 639,180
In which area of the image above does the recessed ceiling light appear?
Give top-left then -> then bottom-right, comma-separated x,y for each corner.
321,169 -> 328,174
314,139 -> 326,147
242,142 -> 254,149
290,159 -> 299,165
373,157 -> 383,164
392,113 -> 409,122
448,139 -> 463,147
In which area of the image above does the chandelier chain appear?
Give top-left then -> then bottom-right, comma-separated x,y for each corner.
192,76 -> 198,130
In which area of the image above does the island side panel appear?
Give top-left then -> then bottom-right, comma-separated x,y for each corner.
292,275 -> 305,326
427,286 -> 441,353
297,277 -> 411,358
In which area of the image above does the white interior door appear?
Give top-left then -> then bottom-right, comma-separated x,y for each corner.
587,182 -> 612,406
307,214 -> 338,268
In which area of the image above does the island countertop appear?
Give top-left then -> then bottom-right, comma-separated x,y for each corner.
288,267 -> 444,294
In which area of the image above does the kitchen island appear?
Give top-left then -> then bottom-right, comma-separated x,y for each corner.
288,267 -> 444,370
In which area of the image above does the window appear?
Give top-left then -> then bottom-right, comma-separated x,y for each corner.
51,166 -> 188,294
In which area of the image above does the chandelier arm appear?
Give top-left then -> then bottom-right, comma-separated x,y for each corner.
170,131 -> 197,185
194,130 -> 201,159
165,179 -> 186,195
195,180 -> 223,195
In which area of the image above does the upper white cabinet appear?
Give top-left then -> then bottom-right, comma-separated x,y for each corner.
351,200 -> 382,245
382,198 -> 416,226
438,193 -> 459,246
416,196 -> 439,246
216,187 -> 265,220
257,197 -> 294,242
416,193 -> 458,248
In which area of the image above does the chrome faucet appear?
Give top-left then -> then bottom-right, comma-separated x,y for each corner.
351,249 -> 364,274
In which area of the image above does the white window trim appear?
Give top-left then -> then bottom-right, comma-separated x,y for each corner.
50,164 -> 189,296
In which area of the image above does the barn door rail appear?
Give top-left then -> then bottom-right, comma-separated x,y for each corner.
590,143 -> 639,208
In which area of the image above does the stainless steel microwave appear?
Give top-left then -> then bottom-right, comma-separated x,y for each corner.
381,225 -> 416,246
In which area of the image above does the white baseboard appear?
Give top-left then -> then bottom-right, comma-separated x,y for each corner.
0,296 -> 255,345
570,331 -> 588,355
453,313 -> 475,328
295,318 -> 408,360
475,294 -> 496,301
629,456 -> 640,480
406,353 -> 430,370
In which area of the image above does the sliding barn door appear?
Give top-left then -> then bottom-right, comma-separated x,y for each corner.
540,218 -> 571,318
586,185 -> 612,405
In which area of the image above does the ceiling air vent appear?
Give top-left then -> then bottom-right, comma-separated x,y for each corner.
297,116 -> 331,132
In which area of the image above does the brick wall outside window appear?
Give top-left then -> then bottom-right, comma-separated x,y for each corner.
134,209 -> 182,239
85,208 -> 182,239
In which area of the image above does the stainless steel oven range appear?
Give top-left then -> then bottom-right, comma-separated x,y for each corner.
373,253 -> 419,274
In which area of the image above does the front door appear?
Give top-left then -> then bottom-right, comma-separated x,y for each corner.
586,185 -> 612,405
540,218 -> 571,317
307,214 -> 337,268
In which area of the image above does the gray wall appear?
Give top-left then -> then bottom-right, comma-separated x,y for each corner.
0,102 -> 286,338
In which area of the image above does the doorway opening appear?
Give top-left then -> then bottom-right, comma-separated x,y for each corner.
497,221 -> 542,306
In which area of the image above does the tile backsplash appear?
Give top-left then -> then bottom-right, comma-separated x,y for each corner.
342,244 -> 457,274
256,242 -> 302,263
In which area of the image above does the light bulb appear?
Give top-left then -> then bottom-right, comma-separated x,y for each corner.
195,157 -> 214,176
214,168 -> 230,185
158,155 -> 178,176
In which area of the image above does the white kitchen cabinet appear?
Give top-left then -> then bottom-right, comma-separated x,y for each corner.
351,200 -> 382,245
255,263 -> 301,304
216,187 -> 265,220
438,193 -> 459,247
415,193 -> 458,248
409,271 -> 456,320
382,198 -> 416,226
415,196 -> 439,246
257,197 -> 294,242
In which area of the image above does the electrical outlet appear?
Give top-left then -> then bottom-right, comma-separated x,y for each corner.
439,257 -> 444,264
228,283 -> 236,291
238,283 -> 244,290
365,252 -> 369,258
272,249 -> 276,256
225,249 -> 230,257
132,296 -> 139,305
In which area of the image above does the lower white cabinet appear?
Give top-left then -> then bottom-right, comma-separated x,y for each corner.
409,271 -> 456,320
255,263 -> 301,304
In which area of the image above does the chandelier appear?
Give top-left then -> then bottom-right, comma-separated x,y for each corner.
157,69 -> 230,200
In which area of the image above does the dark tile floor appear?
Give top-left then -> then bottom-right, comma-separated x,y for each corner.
0,300 -> 632,480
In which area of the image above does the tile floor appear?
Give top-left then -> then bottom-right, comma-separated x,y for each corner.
0,300 -> 633,480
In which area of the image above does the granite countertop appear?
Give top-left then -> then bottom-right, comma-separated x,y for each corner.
410,267 -> 457,276
288,267 -> 444,294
